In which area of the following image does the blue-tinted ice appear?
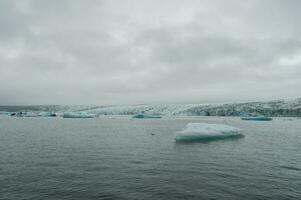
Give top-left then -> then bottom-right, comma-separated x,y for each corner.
175,123 -> 243,142
133,112 -> 162,119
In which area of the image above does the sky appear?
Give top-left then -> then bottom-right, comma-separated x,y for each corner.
1,0 -> 301,105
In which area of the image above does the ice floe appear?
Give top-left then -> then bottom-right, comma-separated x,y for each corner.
241,115 -> 272,121
175,123 -> 243,142
132,112 -> 162,119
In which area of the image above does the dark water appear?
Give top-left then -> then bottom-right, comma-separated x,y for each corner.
0,116 -> 301,199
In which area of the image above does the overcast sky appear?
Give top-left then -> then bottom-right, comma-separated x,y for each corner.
1,0 -> 301,105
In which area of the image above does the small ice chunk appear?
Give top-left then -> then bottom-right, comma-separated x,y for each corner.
241,115 -> 272,121
11,112 -> 56,117
0,111 -> 11,115
12,112 -> 28,117
38,112 -> 57,117
175,123 -> 243,142
133,112 -> 162,119
23,112 -> 39,117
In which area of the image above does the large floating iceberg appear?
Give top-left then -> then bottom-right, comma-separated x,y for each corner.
175,123 -> 243,142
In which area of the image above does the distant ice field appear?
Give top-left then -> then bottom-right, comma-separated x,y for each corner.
1,98 -> 301,117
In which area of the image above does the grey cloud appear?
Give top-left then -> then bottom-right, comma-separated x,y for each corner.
0,0 -> 301,105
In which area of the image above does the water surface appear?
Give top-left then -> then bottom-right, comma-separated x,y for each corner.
0,116 -> 300,199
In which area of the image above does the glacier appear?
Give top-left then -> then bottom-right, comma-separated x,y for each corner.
77,98 -> 301,117
0,98 -> 301,117
175,123 -> 243,142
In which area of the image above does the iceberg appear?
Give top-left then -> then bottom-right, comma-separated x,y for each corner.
241,115 -> 272,121
11,112 -> 27,117
0,111 -> 12,115
132,112 -> 162,119
10,112 -> 57,117
62,112 -> 95,118
38,112 -> 57,117
175,123 -> 243,142
22,112 -> 39,117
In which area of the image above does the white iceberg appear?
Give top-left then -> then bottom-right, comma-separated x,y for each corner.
175,123 -> 243,142
22,112 -> 39,117
62,112 -> 95,118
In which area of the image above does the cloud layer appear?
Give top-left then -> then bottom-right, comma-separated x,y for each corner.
1,0 -> 301,105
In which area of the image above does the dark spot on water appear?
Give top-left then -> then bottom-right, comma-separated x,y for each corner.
278,165 -> 301,171
175,134 -> 244,144
130,160 -> 145,165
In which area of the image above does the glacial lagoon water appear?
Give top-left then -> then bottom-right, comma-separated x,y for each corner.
0,116 -> 301,199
